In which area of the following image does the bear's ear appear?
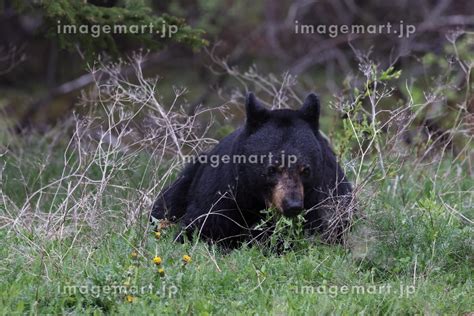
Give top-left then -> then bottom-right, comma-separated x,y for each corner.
300,93 -> 320,129
245,92 -> 268,128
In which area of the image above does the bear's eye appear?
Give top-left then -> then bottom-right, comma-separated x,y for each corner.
266,165 -> 278,176
301,166 -> 311,177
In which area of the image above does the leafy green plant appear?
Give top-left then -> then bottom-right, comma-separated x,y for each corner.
9,0 -> 208,61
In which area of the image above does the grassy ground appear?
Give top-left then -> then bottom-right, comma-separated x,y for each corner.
0,128 -> 473,315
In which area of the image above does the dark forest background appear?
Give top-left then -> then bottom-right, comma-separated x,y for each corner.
1,0 -> 472,144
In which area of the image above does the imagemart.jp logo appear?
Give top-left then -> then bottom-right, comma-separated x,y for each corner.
293,283 -> 416,298
294,20 -> 416,38
56,20 -> 179,38
58,283 -> 178,299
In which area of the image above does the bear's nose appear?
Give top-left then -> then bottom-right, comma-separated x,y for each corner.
282,199 -> 304,217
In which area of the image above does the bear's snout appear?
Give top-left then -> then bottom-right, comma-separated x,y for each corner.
282,198 -> 304,217
270,171 -> 304,217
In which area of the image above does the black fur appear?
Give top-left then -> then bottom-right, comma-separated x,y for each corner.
151,93 -> 354,247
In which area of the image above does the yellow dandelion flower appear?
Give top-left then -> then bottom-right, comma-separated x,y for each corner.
126,295 -> 135,303
131,251 -> 138,259
158,267 -> 165,277
154,231 -> 161,239
153,256 -> 162,265
182,254 -> 191,264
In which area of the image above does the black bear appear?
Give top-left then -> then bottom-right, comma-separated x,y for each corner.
151,93 -> 354,247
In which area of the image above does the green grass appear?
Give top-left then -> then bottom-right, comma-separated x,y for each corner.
0,221 -> 472,315
0,133 -> 473,315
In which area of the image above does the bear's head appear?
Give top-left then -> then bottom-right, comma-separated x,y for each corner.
238,93 -> 325,217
